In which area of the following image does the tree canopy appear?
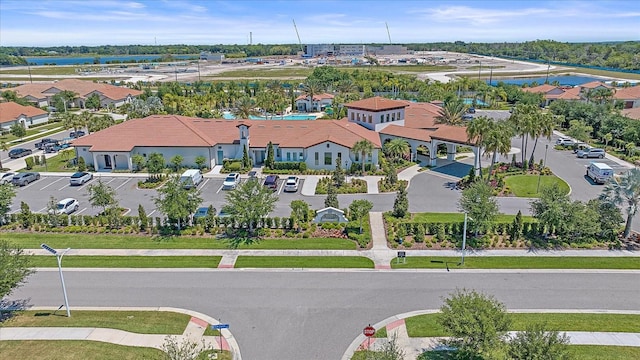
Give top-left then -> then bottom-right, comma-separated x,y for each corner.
0,240 -> 33,298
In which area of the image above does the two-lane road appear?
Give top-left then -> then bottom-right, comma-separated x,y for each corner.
8,270 -> 640,360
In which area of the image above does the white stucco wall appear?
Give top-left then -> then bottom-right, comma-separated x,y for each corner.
348,107 -> 405,130
132,146 -> 213,168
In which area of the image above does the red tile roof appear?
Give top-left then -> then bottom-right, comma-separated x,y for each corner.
614,86 -> 640,100
345,96 -> 407,111
622,107 -> 640,120
12,79 -> 142,101
0,102 -> 47,123
557,87 -> 581,100
295,93 -> 335,101
72,116 -> 381,152
580,81 -> 612,89
521,84 -> 559,94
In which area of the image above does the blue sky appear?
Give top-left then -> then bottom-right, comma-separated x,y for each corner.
1,0 -> 639,46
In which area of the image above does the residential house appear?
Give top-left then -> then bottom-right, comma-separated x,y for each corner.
0,101 -> 49,129
10,79 -> 143,109
622,107 -> 640,120
614,86 -> 640,109
295,93 -> 334,112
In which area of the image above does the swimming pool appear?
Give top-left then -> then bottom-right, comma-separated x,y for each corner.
463,98 -> 488,106
223,112 -> 317,120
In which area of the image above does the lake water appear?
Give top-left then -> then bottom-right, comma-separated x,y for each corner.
489,75 -> 603,87
25,54 -> 195,66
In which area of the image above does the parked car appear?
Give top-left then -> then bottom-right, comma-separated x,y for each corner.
34,138 -> 57,150
0,172 -> 15,184
222,173 -> 240,190
586,162 -> 614,184
248,170 -> 258,179
572,142 -> 589,153
9,148 -> 32,159
194,206 -> 215,220
263,175 -> 280,191
180,169 -> 203,189
50,198 -> 79,215
12,172 -> 40,186
69,130 -> 86,138
70,171 -> 93,186
462,114 -> 473,121
284,176 -> 299,192
577,147 -> 605,159
556,137 -> 576,146
467,107 -> 476,114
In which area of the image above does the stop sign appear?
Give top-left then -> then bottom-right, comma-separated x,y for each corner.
363,325 -> 376,337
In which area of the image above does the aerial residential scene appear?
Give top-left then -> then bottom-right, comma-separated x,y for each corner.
1,0 -> 640,359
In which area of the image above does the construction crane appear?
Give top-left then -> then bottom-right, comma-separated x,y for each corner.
386,22 -> 392,44
292,19 -> 304,53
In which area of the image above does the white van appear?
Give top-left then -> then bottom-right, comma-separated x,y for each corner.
586,162 -> 613,184
180,169 -> 203,189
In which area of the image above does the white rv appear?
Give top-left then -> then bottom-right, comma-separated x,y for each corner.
586,162 -> 613,184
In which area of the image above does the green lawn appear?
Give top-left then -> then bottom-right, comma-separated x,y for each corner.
28,255 -> 222,268
0,310 -> 189,334
0,341 -> 165,360
0,66 -> 91,75
234,256 -> 374,268
504,175 -> 570,197
1,123 -> 63,143
1,233 -> 357,250
404,313 -> 640,337
390,256 -> 640,269
411,212 -> 535,223
19,151 -> 77,172
203,326 -> 221,336
569,345 -> 640,360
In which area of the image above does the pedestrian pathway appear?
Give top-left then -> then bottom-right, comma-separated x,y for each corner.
0,306 -> 241,359
343,309 -> 640,360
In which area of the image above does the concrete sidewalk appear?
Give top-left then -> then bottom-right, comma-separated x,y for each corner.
0,306 -> 242,359
343,309 -> 640,360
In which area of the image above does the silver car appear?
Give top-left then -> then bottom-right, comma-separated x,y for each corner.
12,172 -> 40,186
576,148 -> 605,159
0,172 -> 15,184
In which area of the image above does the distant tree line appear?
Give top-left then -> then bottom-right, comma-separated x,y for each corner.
1,40 -> 639,70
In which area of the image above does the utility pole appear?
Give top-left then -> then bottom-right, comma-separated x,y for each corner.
386,22 -> 392,44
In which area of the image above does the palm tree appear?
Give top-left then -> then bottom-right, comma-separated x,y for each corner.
384,138 -> 410,163
599,168 -> 640,238
352,139 -> 374,173
58,90 -> 78,111
233,96 -> 259,119
508,104 -> 537,164
300,79 -> 325,112
528,112 -> 556,166
435,99 -> 466,126
466,115 -> 493,179
0,141 -> 8,170
484,120 -> 514,180
61,112 -> 87,136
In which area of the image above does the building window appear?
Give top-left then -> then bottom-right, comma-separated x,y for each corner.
351,112 -> 354,121
324,152 -> 332,165
287,152 -> 291,161
327,143 -> 330,148
337,152 -> 342,163
277,149 -> 281,158
315,152 -> 319,165
293,152 -> 298,161
299,152 -> 303,159
386,114 -> 390,122
397,111 -> 401,120
355,152 -> 359,161
368,115 -> 372,123
380,115 -> 384,122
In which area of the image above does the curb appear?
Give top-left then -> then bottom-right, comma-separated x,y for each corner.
341,309 -> 640,359
14,306 -> 242,360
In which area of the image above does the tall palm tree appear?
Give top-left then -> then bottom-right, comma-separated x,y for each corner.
233,96 -> 259,119
435,99 -> 466,126
599,168 -> 640,238
528,112 -> 556,166
466,116 -> 493,179
58,90 -> 79,111
61,112 -> 87,136
352,139 -> 374,173
384,138 -> 410,163
508,104 -> 537,164
300,79 -> 325,112
484,120 -> 514,180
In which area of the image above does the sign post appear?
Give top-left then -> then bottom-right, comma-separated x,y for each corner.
211,322 -> 230,353
363,324 -> 375,350
396,251 -> 406,264
41,243 -> 71,317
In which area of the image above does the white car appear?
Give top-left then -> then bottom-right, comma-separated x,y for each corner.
556,137 -> 576,146
284,176 -> 299,192
50,198 -> 79,215
222,173 -> 240,190
0,172 -> 15,184
69,171 -> 93,186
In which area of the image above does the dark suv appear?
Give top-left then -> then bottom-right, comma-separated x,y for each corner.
263,175 -> 280,191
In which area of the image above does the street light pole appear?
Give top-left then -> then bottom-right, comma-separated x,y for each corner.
41,243 -> 71,317
461,212 -> 468,265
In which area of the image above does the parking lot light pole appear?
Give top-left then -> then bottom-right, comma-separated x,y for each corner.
41,243 -> 71,317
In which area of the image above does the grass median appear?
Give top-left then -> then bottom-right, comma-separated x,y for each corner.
2,233 -> 357,250
404,313 -> 640,337
0,310 -> 190,334
390,256 -> 640,269
234,256 -> 374,268
28,255 -> 222,268
0,341 -> 165,360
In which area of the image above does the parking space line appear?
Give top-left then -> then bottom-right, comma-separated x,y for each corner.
76,184 -> 88,192
201,178 -> 210,188
39,178 -> 64,190
104,178 -> 116,185
114,178 -> 131,191
75,207 -> 87,215
122,208 -> 131,216
36,207 -> 47,213
58,183 -> 71,191
216,184 -> 224,194
277,181 -> 284,195
148,210 -> 156,217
